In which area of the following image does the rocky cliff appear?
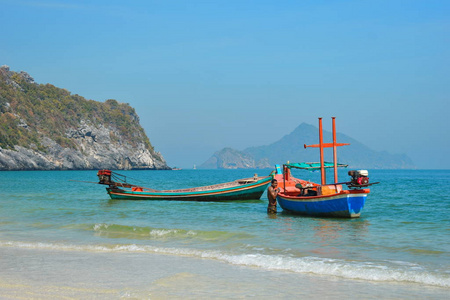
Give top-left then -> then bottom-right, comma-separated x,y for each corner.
0,66 -> 170,170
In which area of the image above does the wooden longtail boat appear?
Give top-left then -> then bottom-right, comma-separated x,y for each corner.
97,170 -> 272,201
275,117 -> 378,218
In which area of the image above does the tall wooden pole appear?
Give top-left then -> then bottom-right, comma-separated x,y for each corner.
319,118 -> 326,185
332,117 -> 338,183
304,117 -> 350,186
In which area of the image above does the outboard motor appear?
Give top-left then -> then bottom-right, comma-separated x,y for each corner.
348,170 -> 369,186
97,170 -> 112,184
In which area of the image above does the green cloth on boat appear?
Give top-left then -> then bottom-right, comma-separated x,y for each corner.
285,162 -> 348,170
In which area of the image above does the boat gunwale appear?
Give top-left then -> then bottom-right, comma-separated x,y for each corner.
154,176 -> 272,193
108,176 -> 272,199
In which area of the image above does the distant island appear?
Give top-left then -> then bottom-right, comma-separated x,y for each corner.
200,123 -> 415,169
0,66 -> 170,170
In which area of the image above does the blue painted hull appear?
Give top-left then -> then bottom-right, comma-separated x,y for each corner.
277,192 -> 367,218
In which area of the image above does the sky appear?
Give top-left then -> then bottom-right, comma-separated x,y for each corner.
1,0 -> 449,169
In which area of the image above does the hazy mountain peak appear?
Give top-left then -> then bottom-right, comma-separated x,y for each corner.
200,123 -> 415,169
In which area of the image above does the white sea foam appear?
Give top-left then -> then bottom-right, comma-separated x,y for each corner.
93,223 -> 108,231
148,229 -> 179,236
1,240 -> 448,288
92,223 -> 189,238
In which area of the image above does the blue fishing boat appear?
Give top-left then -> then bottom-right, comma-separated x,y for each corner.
275,117 -> 378,218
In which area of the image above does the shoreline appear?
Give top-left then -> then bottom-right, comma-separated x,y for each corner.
1,247 -> 448,299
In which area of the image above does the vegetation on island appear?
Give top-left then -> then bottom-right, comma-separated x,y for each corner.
0,67 -> 154,152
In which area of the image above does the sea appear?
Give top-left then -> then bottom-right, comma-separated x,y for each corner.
0,169 -> 448,299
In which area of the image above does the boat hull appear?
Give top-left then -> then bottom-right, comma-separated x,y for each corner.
277,191 -> 368,218
106,177 -> 271,201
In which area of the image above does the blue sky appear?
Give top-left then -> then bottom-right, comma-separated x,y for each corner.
1,0 -> 449,169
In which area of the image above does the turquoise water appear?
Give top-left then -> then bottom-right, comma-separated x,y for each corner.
0,169 -> 449,298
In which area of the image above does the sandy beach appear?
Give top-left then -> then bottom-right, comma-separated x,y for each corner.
1,246 -> 448,299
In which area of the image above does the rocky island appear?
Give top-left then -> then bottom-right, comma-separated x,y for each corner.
200,123 -> 415,169
0,66 -> 170,170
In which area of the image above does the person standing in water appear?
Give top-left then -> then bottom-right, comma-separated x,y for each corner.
267,179 -> 280,214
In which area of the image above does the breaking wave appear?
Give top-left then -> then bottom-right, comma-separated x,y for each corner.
1,240 -> 448,288
86,223 -> 254,241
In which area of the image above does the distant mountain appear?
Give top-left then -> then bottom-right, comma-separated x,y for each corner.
200,147 -> 270,169
0,65 -> 170,170
199,123 -> 415,169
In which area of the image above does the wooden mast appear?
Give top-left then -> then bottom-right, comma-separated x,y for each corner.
304,117 -> 350,186
318,118 -> 326,185
332,117 -> 338,183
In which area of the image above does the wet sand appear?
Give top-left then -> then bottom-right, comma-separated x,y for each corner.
1,247 -> 448,299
